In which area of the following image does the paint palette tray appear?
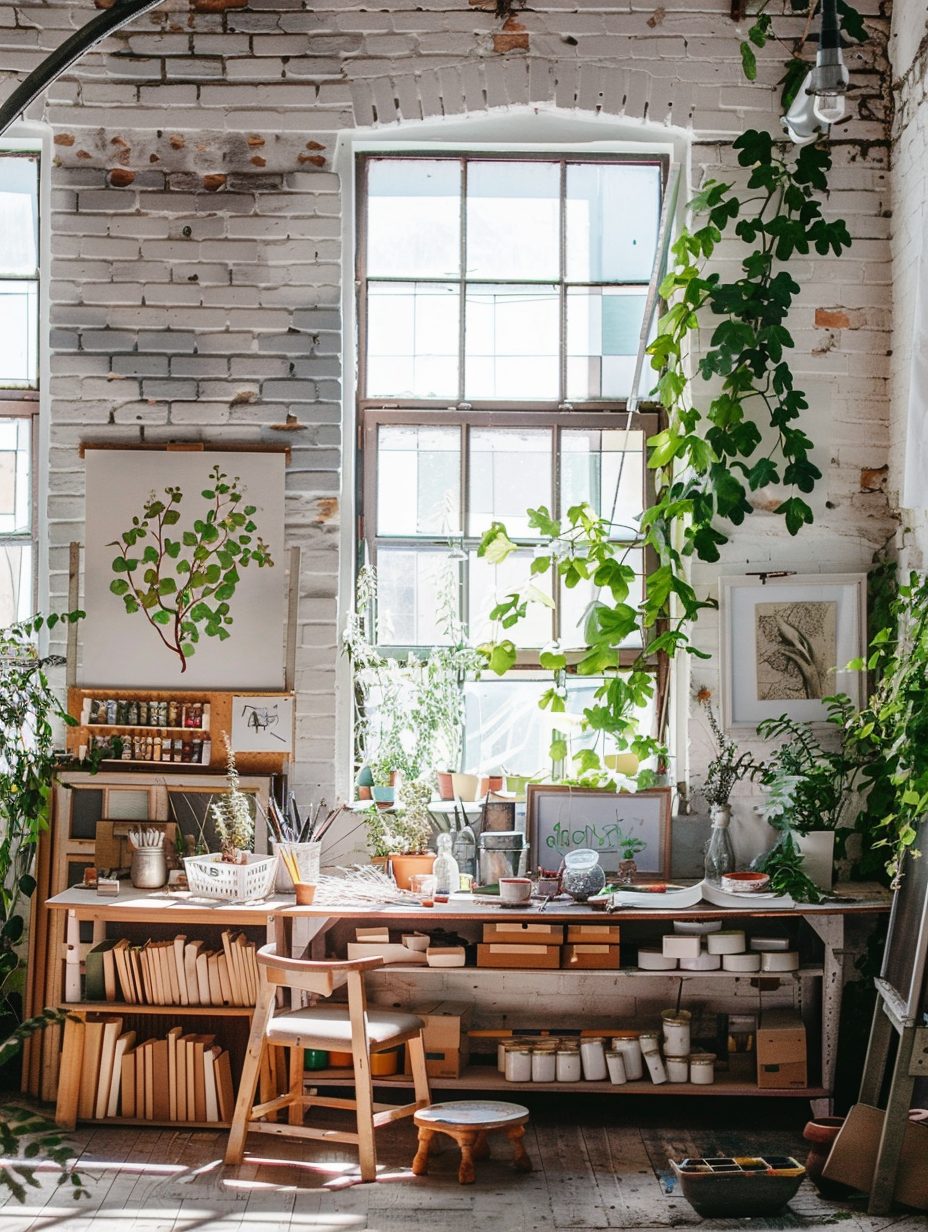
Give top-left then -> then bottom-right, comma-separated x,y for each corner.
670,1156 -> 805,1217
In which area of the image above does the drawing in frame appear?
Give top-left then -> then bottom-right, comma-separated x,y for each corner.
526,785 -> 672,881
720,573 -> 866,731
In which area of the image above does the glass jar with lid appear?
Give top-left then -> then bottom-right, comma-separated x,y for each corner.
562,848 -> 606,901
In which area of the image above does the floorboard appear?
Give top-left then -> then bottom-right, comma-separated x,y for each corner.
0,1096 -> 922,1232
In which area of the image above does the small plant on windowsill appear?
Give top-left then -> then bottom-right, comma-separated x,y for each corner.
363,781 -> 434,857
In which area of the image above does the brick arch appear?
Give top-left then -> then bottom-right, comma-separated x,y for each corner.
346,58 -> 701,135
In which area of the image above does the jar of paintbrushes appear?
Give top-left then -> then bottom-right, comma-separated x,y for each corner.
266,793 -> 343,898
129,826 -> 168,889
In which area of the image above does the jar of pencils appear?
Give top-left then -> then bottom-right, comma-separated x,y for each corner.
273,841 -> 322,893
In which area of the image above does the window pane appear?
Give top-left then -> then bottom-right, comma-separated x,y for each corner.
376,547 -> 459,646
0,157 -> 38,277
0,282 -> 38,387
366,158 -> 461,279
560,428 -> 644,533
0,417 -> 31,534
0,542 -> 33,624
566,287 -> 648,400
377,425 -> 461,537
468,428 -> 551,537
469,547 -> 553,648
466,161 -> 560,281
462,675 -> 655,779
465,285 -> 559,399
366,282 -> 459,398
566,163 -> 660,283
558,548 -> 645,650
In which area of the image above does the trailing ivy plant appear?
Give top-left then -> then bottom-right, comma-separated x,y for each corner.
108,464 -> 274,674
0,613 -> 82,1013
646,132 -> 852,563
845,572 -> 928,887
478,502 -> 710,782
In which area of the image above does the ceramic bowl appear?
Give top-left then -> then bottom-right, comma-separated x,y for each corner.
721,871 -> 771,893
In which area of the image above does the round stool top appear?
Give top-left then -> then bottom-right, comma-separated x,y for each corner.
414,1100 -> 529,1129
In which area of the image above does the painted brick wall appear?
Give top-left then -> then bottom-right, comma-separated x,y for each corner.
0,0 -> 896,845
889,0 -> 928,566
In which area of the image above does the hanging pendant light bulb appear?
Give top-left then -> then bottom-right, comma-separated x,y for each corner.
806,0 -> 849,124
781,0 -> 849,144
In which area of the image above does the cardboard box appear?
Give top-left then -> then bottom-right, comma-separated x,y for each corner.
405,1000 -> 472,1079
477,942 -> 561,969
346,942 -> 427,966
755,1009 -> 807,1089
562,943 -> 621,970
822,1103 -> 928,1209
482,921 -> 564,943
566,923 -> 621,944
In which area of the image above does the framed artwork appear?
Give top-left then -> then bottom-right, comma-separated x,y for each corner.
526,785 -> 672,881
720,573 -> 866,730
82,450 -> 287,689
231,694 -> 294,753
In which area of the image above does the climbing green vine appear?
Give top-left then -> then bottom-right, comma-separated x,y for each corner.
645,133 -> 852,562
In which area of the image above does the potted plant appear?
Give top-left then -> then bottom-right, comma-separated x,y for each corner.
363,780 -> 436,889
343,564 -> 481,797
211,734 -> 255,863
752,695 -> 860,901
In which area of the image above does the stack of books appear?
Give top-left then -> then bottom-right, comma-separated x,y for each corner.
76,1020 -> 236,1124
85,931 -> 259,1007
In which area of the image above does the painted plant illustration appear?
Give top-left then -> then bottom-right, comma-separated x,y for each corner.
108,464 -> 274,672
755,600 -> 837,700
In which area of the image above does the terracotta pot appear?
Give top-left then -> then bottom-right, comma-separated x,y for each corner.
436,772 -> 454,800
356,785 -> 372,800
479,775 -> 503,797
803,1116 -> 852,1197
390,852 -> 436,891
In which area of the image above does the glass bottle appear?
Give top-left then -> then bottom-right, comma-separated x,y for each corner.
704,804 -> 736,883
432,831 -> 460,896
451,825 -> 476,882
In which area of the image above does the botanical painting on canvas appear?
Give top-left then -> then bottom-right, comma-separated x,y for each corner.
754,599 -> 837,701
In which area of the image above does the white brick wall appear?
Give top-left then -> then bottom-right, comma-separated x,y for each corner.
0,0 -> 896,826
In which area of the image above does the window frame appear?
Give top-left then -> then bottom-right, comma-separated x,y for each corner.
0,146 -> 41,618
351,145 -> 676,767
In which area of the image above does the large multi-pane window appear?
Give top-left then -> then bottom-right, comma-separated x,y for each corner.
0,152 -> 39,624
356,152 -> 668,769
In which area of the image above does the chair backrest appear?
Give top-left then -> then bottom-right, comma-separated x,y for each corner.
256,943 -> 384,1000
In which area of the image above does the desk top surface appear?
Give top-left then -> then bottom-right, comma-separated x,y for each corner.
46,883 -> 892,922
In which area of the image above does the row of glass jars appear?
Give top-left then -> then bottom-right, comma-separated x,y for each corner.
498,1032 -> 716,1085
498,1035 -> 647,1084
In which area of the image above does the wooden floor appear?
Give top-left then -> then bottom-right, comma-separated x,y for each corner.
0,1094 -> 925,1232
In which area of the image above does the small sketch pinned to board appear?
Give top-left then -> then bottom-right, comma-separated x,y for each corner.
755,600 -> 837,701
230,695 -> 294,753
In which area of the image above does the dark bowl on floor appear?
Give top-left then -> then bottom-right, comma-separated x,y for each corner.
671,1156 -> 806,1218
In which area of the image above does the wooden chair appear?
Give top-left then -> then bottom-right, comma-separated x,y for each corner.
224,944 -> 431,1182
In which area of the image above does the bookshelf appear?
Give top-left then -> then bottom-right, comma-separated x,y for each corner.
43,886 -> 293,1128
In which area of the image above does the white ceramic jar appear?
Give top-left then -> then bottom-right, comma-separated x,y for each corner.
666,1055 -> 689,1083
661,1009 -> 692,1056
612,1036 -> 644,1080
760,950 -> 800,972
556,1048 -> 582,1082
504,1047 -> 533,1083
690,1052 -> 716,1084
639,1032 -> 667,1084
580,1037 -> 608,1081
707,929 -> 746,955
532,1048 -> 557,1083
605,1050 -> 628,1084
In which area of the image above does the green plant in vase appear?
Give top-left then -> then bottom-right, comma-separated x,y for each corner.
210,734 -> 255,863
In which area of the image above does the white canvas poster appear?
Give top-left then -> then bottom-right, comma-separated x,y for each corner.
82,450 -> 286,688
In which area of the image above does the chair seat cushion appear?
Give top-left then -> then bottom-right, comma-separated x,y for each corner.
265,1005 -> 424,1050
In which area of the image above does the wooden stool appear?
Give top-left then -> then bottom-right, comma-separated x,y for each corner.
412,1100 -> 533,1184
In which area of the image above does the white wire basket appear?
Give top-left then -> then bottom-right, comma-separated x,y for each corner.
184,852 -> 278,902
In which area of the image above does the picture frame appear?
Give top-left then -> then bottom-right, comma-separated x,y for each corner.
526,785 -> 672,881
720,573 -> 866,731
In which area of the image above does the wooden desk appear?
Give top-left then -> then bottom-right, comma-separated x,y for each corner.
274,891 -> 890,1112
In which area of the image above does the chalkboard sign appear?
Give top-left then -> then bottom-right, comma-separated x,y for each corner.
525,785 -> 672,880
878,815 -> 928,1023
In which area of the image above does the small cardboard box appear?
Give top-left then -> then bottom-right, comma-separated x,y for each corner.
404,1000 -> 472,1079
482,921 -> 564,943
566,923 -> 621,944
346,942 -> 427,966
822,1103 -> 928,1209
562,943 -> 621,970
477,942 -> 561,969
755,1009 -> 807,1089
